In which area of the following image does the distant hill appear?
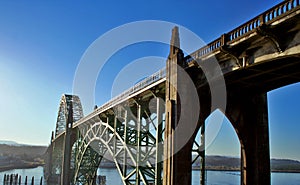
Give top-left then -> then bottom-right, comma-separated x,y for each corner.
0,140 -> 46,147
0,144 -> 47,157
193,155 -> 300,172
100,155 -> 300,172
192,155 -> 240,171
0,143 -> 47,172
0,142 -> 299,173
271,158 -> 300,172
206,155 -> 240,171
0,140 -> 21,146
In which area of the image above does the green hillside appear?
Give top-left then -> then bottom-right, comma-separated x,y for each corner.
0,144 -> 47,171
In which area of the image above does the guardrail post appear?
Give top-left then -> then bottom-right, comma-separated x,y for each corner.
259,14 -> 265,25
221,34 -> 228,46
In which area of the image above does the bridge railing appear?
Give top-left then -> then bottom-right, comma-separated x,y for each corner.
100,67 -> 166,111
187,38 -> 223,62
73,68 -> 166,126
265,0 -> 300,23
186,0 -> 300,62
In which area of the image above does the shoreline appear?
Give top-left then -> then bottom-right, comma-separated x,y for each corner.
0,164 -> 44,173
1,165 -> 299,174
192,167 -> 300,173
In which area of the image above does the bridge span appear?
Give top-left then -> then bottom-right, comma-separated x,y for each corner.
44,1 -> 300,184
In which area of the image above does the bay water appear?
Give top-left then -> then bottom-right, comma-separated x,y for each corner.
0,167 -> 300,184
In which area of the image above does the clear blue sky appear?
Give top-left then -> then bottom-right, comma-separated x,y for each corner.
0,1 -> 299,161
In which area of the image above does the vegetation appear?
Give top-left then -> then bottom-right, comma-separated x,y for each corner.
193,155 -> 300,172
0,144 -> 47,172
0,143 -> 299,173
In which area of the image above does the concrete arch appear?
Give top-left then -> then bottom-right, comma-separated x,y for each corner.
192,108 -> 241,185
223,81 -> 300,185
224,90 -> 270,185
205,109 -> 240,156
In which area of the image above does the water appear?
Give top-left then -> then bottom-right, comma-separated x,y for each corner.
0,166 -> 44,184
193,170 -> 241,185
1,167 -> 300,185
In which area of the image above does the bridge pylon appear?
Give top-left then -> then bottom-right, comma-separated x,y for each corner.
226,90 -> 271,185
163,26 -> 205,185
61,103 -> 74,185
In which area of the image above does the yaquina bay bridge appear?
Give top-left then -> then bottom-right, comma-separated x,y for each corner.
44,1 -> 300,185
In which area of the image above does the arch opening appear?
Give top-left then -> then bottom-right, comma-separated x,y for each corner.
192,109 -> 241,185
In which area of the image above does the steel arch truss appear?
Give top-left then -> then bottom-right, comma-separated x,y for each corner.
70,129 -> 103,185
192,124 -> 206,185
55,94 -> 84,136
73,97 -> 165,185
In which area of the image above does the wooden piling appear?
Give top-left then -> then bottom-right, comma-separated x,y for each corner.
15,174 -> 18,185
10,174 -> 13,185
31,176 -> 34,185
3,174 -> 43,185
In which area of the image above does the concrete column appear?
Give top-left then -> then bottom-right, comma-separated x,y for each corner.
45,132 -> 54,182
227,91 -> 270,185
163,26 -> 193,185
61,104 -> 73,185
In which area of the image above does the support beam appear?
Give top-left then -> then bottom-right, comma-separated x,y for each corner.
123,109 -> 128,177
136,103 -> 142,185
200,124 -> 205,185
155,97 -> 164,185
227,91 -> 270,185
